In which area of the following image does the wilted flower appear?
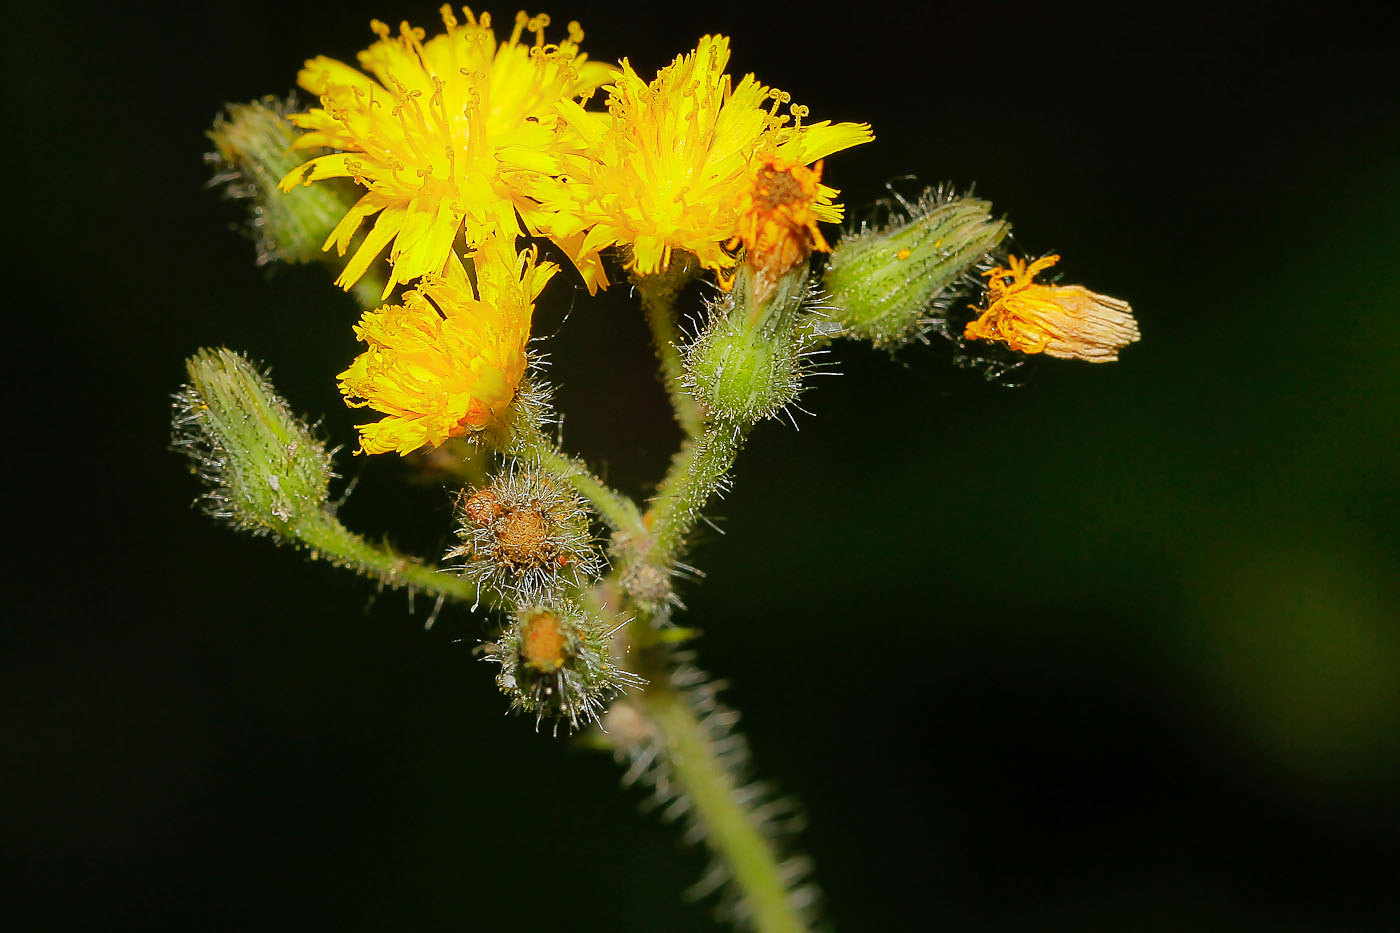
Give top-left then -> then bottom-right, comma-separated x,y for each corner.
964,254 -> 1140,362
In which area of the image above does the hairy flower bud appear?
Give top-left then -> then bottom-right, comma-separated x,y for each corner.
447,464 -> 603,604
483,606 -> 645,733
685,261 -> 813,425
205,97 -> 360,267
172,348 -> 336,537
823,187 -> 1009,348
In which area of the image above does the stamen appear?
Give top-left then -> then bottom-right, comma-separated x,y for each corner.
790,103 -> 808,134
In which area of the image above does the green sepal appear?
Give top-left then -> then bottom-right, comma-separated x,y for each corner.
205,97 -> 360,267
823,188 -> 1010,348
173,347 -> 334,538
685,262 -> 812,426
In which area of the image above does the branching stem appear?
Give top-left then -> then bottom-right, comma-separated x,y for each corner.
294,512 -> 479,604
515,422 -> 646,538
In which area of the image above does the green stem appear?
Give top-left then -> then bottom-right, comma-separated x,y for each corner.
646,421 -> 743,569
539,446 -> 645,538
514,421 -> 646,539
294,512 -> 479,604
634,265 -> 705,438
640,684 -> 809,933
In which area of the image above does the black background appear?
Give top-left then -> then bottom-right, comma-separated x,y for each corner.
7,1 -> 1399,929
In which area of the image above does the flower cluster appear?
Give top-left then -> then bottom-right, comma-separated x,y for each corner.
274,10 -> 871,455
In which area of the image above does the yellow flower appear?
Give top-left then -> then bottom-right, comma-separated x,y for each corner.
278,8 -> 613,297
537,35 -> 872,280
964,255 -> 1140,362
729,154 -> 830,302
338,235 -> 556,455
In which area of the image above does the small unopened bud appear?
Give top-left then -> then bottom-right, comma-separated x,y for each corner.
172,348 -> 335,537
484,606 -> 645,733
205,97 -> 359,266
447,464 -> 603,604
620,559 -> 679,616
685,262 -> 812,425
823,188 -> 1009,348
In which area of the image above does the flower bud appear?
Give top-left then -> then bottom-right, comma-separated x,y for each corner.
823,188 -> 1009,348
684,261 -> 812,425
205,97 -> 359,267
483,606 -> 645,733
172,348 -> 335,538
447,464 -> 603,604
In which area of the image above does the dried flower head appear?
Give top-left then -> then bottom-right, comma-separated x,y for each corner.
337,235 -> 556,455
278,8 -> 614,296
963,254 -> 1140,362
483,605 -> 644,732
539,35 -> 872,280
730,155 -> 830,302
447,463 -> 603,603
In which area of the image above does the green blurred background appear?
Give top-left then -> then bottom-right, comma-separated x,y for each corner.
7,0 -> 1398,928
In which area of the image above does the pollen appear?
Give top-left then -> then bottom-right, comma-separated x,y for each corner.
520,611 -> 568,672
964,255 -> 1140,363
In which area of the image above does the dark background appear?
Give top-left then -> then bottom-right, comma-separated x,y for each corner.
7,0 -> 1399,929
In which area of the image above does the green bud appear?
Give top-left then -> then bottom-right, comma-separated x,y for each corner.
172,348 -> 335,538
205,97 -> 358,267
823,188 -> 1010,349
484,605 -> 645,734
684,262 -> 812,425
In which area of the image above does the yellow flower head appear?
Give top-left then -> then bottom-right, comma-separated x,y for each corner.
338,235 -> 557,455
540,35 -> 873,280
278,7 -> 613,297
729,154 -> 830,300
964,255 -> 1140,362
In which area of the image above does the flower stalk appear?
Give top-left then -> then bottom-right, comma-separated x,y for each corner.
292,511 -> 480,604
634,261 -> 706,437
640,684 -> 811,933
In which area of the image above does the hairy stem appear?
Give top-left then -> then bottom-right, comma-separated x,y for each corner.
634,264 -> 705,438
645,421 -> 743,569
295,512 -> 479,604
640,682 -> 809,933
515,422 -> 646,538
